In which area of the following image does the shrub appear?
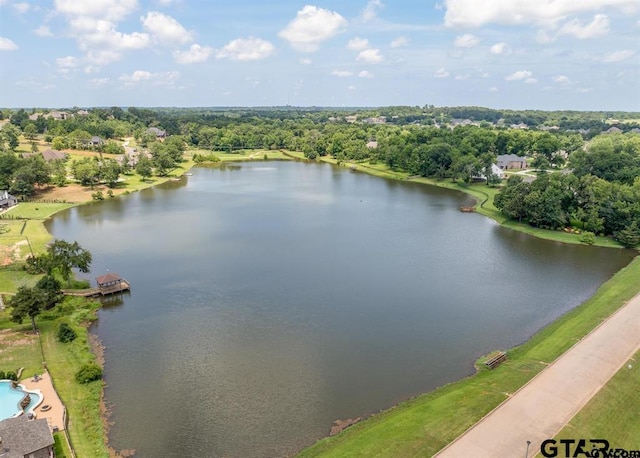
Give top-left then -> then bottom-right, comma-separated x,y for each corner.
5,371 -> 17,381
91,191 -> 104,201
107,189 -> 114,198
57,322 -> 77,343
580,231 -> 596,245
75,363 -> 102,384
0,370 -> 5,379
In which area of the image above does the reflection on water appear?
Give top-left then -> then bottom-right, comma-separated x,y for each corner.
46,162 -> 634,457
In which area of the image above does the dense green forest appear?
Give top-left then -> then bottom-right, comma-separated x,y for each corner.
1,106 -> 639,246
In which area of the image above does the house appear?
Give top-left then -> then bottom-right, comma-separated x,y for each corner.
474,163 -> 504,181
146,127 -> 167,139
0,415 -> 55,458
0,190 -> 18,209
47,111 -> 68,121
88,136 -> 104,147
605,126 -> 622,134
362,116 -> 386,125
365,140 -> 378,149
496,154 -> 527,170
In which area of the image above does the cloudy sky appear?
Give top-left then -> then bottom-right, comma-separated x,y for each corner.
0,0 -> 638,110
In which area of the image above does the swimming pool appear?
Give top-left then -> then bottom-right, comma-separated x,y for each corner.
0,380 -> 42,420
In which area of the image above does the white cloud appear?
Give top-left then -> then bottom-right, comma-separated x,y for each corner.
347,37 -> 369,51
332,70 -> 353,77
444,0 -> 638,28
89,77 -> 109,86
489,86 -> 498,92
434,67 -> 450,78
360,0 -> 384,22
86,50 -> 121,65
455,74 -> 470,80
119,70 -> 179,86
141,11 -> 192,45
56,55 -> 78,71
556,14 -> 609,39
552,75 -> 571,84
576,87 -> 593,93
216,37 -> 275,61
390,36 -> 408,48
278,5 -> 347,52
299,57 -> 312,64
119,70 -> 152,84
490,42 -> 511,55
80,22 -> 150,50
602,49 -> 635,62
0,37 -> 18,51
348,85 -> 356,90
54,0 -> 138,22
13,2 -> 30,14
454,33 -> 480,48
505,70 -> 533,81
525,77 -> 538,84
174,43 -> 213,64
358,70 -> 374,78
356,48 -> 383,63
34,25 -> 53,37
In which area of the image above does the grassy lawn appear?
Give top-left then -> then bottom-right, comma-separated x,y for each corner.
0,319 -> 42,377
553,349 -> 640,452
299,255 -> 640,457
37,298 -> 107,457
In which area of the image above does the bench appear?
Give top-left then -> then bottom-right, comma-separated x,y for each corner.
485,351 -> 507,369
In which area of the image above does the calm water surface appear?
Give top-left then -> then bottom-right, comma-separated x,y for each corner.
46,162 -> 634,457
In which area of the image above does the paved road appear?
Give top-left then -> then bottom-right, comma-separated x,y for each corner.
435,293 -> 640,458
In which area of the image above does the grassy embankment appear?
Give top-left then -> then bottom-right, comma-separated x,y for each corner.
299,255 -> 640,457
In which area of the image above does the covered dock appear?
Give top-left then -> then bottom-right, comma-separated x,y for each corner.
62,272 -> 130,297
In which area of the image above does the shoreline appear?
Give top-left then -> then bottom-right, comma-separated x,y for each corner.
17,150 -> 638,456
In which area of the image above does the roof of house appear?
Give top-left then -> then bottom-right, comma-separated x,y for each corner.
146,127 -> 166,137
496,154 -> 527,162
96,272 -> 123,285
0,416 -> 54,458
91,136 -> 103,143
41,149 -> 67,161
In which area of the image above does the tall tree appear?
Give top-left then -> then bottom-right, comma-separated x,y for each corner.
46,240 -> 92,287
9,286 -> 48,332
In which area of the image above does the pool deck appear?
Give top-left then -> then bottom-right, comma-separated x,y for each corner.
21,371 -> 65,432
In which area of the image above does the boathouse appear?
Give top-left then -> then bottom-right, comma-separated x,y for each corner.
96,273 -> 130,295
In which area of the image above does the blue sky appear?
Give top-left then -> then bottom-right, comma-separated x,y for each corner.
0,0 -> 638,110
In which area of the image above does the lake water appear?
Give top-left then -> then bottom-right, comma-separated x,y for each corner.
45,161 -> 634,457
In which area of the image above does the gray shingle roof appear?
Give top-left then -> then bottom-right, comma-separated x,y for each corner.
0,416 -> 54,458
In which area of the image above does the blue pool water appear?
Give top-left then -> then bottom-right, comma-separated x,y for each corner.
0,380 -> 41,420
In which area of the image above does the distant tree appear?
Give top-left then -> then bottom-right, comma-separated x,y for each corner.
23,123 -> 38,141
9,286 -> 48,332
71,157 -> 100,187
50,160 -> 67,187
1,124 -> 20,151
615,221 -> 640,248
99,158 -> 121,188
136,155 -> 153,180
52,136 -> 67,150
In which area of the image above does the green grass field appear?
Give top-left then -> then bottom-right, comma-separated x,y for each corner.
552,353 -> 640,451
299,256 -> 640,457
